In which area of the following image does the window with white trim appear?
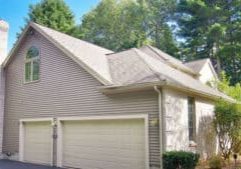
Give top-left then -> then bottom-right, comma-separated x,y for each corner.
25,46 -> 40,82
188,97 -> 196,141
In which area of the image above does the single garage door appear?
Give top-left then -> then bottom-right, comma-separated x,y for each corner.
23,121 -> 52,165
61,118 -> 147,169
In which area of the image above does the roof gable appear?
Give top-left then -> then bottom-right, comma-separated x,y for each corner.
185,58 -> 218,79
3,22 -> 113,85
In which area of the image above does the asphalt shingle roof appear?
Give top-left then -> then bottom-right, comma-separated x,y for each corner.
3,22 -> 233,101
108,48 -> 231,100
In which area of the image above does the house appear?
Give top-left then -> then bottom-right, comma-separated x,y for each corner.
0,20 -> 232,169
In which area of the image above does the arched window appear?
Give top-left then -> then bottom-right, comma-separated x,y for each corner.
25,46 -> 40,82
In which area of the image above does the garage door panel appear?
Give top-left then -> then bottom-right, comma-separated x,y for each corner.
61,118 -> 146,169
23,121 -> 52,165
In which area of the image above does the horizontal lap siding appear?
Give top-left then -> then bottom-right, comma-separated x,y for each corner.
3,32 -> 160,167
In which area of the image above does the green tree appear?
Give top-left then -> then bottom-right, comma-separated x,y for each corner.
26,0 -> 75,34
212,72 -> 241,159
79,0 -> 179,56
215,72 -> 241,101
79,0 -> 148,51
176,0 -> 241,84
214,100 -> 241,160
176,0 -> 218,59
144,0 -> 179,57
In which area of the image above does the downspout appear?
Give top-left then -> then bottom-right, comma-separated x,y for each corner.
154,86 -> 164,169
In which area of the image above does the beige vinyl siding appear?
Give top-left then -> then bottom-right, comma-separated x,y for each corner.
3,31 -> 160,167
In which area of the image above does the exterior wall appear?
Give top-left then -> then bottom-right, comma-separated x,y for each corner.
0,67 -> 5,153
163,88 -> 189,151
0,20 -> 8,154
199,62 -> 216,84
3,31 -> 160,168
163,88 -> 216,157
195,98 -> 216,159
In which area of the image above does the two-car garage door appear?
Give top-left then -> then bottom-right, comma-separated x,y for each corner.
61,119 -> 147,169
21,117 -> 148,169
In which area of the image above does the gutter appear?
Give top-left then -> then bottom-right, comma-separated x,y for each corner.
98,81 -> 167,94
154,86 -> 164,169
164,81 -> 235,103
99,81 -> 234,103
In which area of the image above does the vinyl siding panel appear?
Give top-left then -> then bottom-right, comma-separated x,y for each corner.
3,32 -> 160,167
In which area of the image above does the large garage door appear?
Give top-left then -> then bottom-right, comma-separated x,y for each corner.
23,121 -> 52,165
61,118 -> 147,169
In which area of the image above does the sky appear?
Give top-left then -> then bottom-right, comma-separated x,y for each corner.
0,0 -> 100,51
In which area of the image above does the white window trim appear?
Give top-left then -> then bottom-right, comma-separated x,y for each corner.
56,114 -> 150,169
188,97 -> 196,142
19,118 -> 54,166
24,47 -> 40,84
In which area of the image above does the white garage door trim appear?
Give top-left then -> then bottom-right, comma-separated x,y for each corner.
19,118 -> 54,165
56,114 -> 149,169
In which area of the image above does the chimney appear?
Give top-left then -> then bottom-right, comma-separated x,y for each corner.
0,19 -> 8,154
0,20 -> 9,64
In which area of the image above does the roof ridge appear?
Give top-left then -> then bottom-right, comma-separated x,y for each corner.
135,48 -> 187,85
105,48 -> 136,56
145,45 -> 169,61
133,48 -> 167,82
185,58 -> 210,64
142,45 -> 197,75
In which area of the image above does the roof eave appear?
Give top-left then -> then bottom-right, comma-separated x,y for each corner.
99,81 -> 234,103
98,81 -> 167,94
164,81 -> 235,103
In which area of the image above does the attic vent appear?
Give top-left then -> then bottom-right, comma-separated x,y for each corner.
27,28 -> 35,36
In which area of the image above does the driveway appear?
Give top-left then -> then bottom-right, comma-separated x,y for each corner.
0,160 -> 62,169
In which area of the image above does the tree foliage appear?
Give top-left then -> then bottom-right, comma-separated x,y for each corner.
26,0 -> 75,34
78,0 -> 178,56
144,0 -> 179,57
176,0 -> 241,84
78,0 -> 148,51
216,72 -> 241,101
213,72 -> 241,160
214,100 -> 241,160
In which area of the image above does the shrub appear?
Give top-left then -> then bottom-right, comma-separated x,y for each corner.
214,100 -> 241,159
163,151 -> 200,169
208,155 -> 222,169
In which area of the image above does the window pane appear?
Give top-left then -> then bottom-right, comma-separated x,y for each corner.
32,60 -> 40,81
27,46 -> 39,59
25,62 -> 31,82
188,97 -> 196,141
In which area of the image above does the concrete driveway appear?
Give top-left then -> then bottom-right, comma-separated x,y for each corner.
0,160 -> 62,169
